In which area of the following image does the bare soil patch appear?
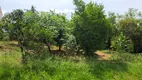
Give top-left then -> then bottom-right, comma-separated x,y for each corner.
96,51 -> 111,60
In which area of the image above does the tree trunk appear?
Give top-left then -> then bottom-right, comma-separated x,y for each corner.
59,46 -> 61,51
47,44 -> 51,53
108,37 -> 111,49
19,41 -> 25,64
18,39 -> 26,64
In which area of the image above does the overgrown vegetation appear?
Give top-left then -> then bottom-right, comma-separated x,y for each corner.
0,42 -> 142,80
0,0 -> 142,79
73,1 -> 111,56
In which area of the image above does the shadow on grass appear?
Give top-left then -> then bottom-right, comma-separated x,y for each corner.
86,57 -> 128,80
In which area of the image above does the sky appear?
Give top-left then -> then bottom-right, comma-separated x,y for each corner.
0,0 -> 142,18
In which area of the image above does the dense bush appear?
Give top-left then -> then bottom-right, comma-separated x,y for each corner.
117,8 -> 142,53
72,0 -> 111,56
64,34 -> 80,55
111,33 -> 133,52
2,32 -> 9,41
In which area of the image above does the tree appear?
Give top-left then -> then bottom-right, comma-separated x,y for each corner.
106,12 -> 117,49
117,8 -> 142,53
37,11 -> 55,52
44,11 -> 68,51
1,9 -> 30,63
52,13 -> 68,51
2,9 -> 24,50
31,5 -> 36,13
23,10 -> 68,52
73,0 -> 111,56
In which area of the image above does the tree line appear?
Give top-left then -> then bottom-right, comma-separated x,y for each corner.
0,0 -> 142,59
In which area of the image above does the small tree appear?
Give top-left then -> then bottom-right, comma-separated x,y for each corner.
2,9 -> 24,51
73,0 -> 111,56
46,11 -> 68,51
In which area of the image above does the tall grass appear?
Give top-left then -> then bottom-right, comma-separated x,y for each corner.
0,52 -> 96,80
0,41 -> 142,80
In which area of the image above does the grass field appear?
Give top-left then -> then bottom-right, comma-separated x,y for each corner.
0,41 -> 142,80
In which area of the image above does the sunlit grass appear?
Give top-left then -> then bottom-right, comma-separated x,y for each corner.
0,41 -> 142,80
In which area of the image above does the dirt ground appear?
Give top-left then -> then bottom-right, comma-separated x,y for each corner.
96,51 -> 111,60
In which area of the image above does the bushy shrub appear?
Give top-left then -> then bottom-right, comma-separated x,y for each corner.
64,35 -> 79,55
2,32 -> 10,41
111,33 -> 134,52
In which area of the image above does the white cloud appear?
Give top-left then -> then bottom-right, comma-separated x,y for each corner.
0,0 -> 142,18
50,8 -> 74,14
50,8 -> 74,19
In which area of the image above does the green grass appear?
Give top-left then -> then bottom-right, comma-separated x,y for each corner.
0,41 -> 142,80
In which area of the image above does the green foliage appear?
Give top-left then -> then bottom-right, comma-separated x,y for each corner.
111,33 -> 133,52
1,9 -> 25,49
1,9 -> 24,41
1,42 -> 142,80
108,12 -> 117,36
1,1 -> 142,79
0,42 -> 95,80
64,34 -> 79,55
38,11 -> 68,51
1,32 -> 9,41
48,11 -> 68,51
0,21 -> 3,40
73,0 -> 111,56
110,51 -> 142,62
117,8 -> 142,53
106,12 -> 117,49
